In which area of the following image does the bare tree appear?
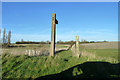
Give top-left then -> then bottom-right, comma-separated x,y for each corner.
46,40 -> 50,44
5,34 -> 8,44
0,29 -> 1,44
0,29 -> 1,38
8,30 -> 11,44
3,28 -> 5,45
0,29 -> 1,40
21,39 -> 23,42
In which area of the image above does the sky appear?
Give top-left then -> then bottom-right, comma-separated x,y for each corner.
2,2 -> 118,43
1,0 -> 120,2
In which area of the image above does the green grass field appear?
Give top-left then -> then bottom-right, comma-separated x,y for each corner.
2,50 -> 86,78
2,42 -> 120,79
79,42 -> 118,62
86,49 -> 118,60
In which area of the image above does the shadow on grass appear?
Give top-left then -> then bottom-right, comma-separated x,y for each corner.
36,62 -> 120,80
55,50 -> 66,54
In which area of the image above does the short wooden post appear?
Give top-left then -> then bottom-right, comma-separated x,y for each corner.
76,36 -> 79,58
50,13 -> 58,56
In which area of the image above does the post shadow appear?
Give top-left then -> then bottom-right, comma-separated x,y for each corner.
55,50 -> 67,55
35,61 -> 120,80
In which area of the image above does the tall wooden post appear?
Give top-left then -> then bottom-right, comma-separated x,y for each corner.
76,36 -> 79,58
50,13 -> 58,56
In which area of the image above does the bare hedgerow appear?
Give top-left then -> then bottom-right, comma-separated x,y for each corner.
39,47 -> 49,56
25,47 -> 49,56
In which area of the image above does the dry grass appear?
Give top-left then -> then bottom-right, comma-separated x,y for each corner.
2,47 -> 50,56
80,42 -> 118,49
2,44 -> 71,56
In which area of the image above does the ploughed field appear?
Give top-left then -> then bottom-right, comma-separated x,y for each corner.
2,42 -> 119,79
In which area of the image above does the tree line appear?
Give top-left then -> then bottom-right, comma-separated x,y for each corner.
0,28 -> 11,46
15,40 -> 108,44
0,28 -> 108,45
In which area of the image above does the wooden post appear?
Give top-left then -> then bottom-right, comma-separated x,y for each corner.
50,13 -> 58,56
76,36 -> 79,58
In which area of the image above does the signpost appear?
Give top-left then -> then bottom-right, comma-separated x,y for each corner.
50,13 -> 58,56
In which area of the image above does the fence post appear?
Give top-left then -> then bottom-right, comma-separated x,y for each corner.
76,36 -> 79,58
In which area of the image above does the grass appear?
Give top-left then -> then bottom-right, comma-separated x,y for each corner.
2,49 -> 119,79
2,50 -> 87,78
80,42 -> 118,49
86,49 -> 118,60
2,42 -> 119,79
79,42 -> 118,63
